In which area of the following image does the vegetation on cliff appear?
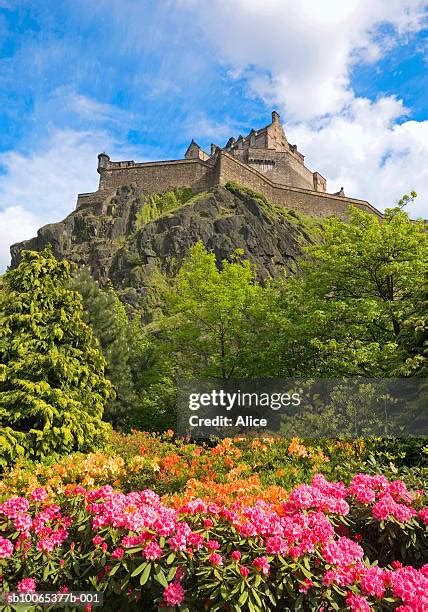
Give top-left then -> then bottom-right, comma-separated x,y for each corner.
135,187 -> 194,227
10,185 -> 319,291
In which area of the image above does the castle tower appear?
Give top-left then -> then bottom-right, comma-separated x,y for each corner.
265,110 -> 288,152
184,140 -> 210,161
97,152 -> 110,173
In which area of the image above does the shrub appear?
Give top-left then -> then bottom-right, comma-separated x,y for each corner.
2,433 -> 425,505
135,188 -> 193,227
0,473 -> 426,610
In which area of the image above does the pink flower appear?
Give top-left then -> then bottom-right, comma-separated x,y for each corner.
203,518 -> 214,528
0,497 -> 29,519
345,592 -> 370,611
143,541 -> 162,560
168,534 -> 187,551
418,508 -> 428,525
207,539 -> 220,550
285,475 -> 349,515
390,565 -> 428,608
163,581 -> 185,606
323,537 -> 364,566
17,578 -> 37,593
298,578 -> 313,593
0,537 -> 14,559
13,513 -> 32,532
252,556 -> 270,575
92,535 -> 104,547
111,547 -> 125,559
187,532 -> 204,549
231,550 -> 241,561
240,566 -> 250,578
265,535 -> 287,555
209,553 -> 223,566
388,480 -> 413,504
372,494 -> 416,523
30,488 -> 48,502
361,566 -> 387,599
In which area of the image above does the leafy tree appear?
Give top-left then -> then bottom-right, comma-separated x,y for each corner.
266,199 -> 428,377
0,248 -> 113,466
395,279 -> 428,376
71,268 -> 139,428
156,242 -> 263,379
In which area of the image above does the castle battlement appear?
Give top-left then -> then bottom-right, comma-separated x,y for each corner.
76,112 -> 382,220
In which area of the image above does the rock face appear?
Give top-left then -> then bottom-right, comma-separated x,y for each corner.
10,185 -> 320,293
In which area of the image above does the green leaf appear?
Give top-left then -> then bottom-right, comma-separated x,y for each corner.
131,562 -> 148,577
154,567 -> 168,587
139,564 -> 151,586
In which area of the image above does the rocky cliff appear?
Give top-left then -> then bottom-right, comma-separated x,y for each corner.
10,184 -> 321,302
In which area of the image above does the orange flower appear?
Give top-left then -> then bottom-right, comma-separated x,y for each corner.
288,438 -> 308,458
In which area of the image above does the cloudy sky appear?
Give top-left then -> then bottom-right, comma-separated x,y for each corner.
1,0 -> 427,270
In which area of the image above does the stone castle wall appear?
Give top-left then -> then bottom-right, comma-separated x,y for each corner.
99,159 -> 215,195
77,158 -> 216,211
231,148 -> 315,191
216,152 -> 381,220
77,151 -> 381,221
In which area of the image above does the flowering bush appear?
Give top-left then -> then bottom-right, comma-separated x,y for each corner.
0,433 -> 374,503
0,473 -> 426,610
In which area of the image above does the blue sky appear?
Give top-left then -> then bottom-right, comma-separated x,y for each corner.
0,0 -> 427,270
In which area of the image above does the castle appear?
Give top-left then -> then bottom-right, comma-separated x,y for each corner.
76,111 -> 382,220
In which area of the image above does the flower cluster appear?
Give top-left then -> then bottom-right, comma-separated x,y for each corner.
0,432 -> 357,506
0,495 -> 69,555
0,470 -> 426,610
348,474 -> 418,523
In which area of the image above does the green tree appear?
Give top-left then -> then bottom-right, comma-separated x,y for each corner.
266,200 -> 428,377
0,248 -> 113,466
395,279 -> 428,376
71,268 -> 139,428
156,242 -> 263,379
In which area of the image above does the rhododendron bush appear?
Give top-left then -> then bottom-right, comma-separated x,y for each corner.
3,433 -> 424,507
1,474 -> 427,610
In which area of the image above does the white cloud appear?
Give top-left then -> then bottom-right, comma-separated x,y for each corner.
189,0 -> 428,216
183,114 -> 237,145
66,91 -> 135,126
193,0 -> 427,121
288,97 -> 428,217
0,129 -> 113,272
0,206 -> 41,271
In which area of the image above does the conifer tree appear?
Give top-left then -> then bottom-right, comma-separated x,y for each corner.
0,248 -> 113,466
71,268 -> 139,427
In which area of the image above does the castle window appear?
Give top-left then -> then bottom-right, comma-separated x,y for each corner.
249,159 -> 275,172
